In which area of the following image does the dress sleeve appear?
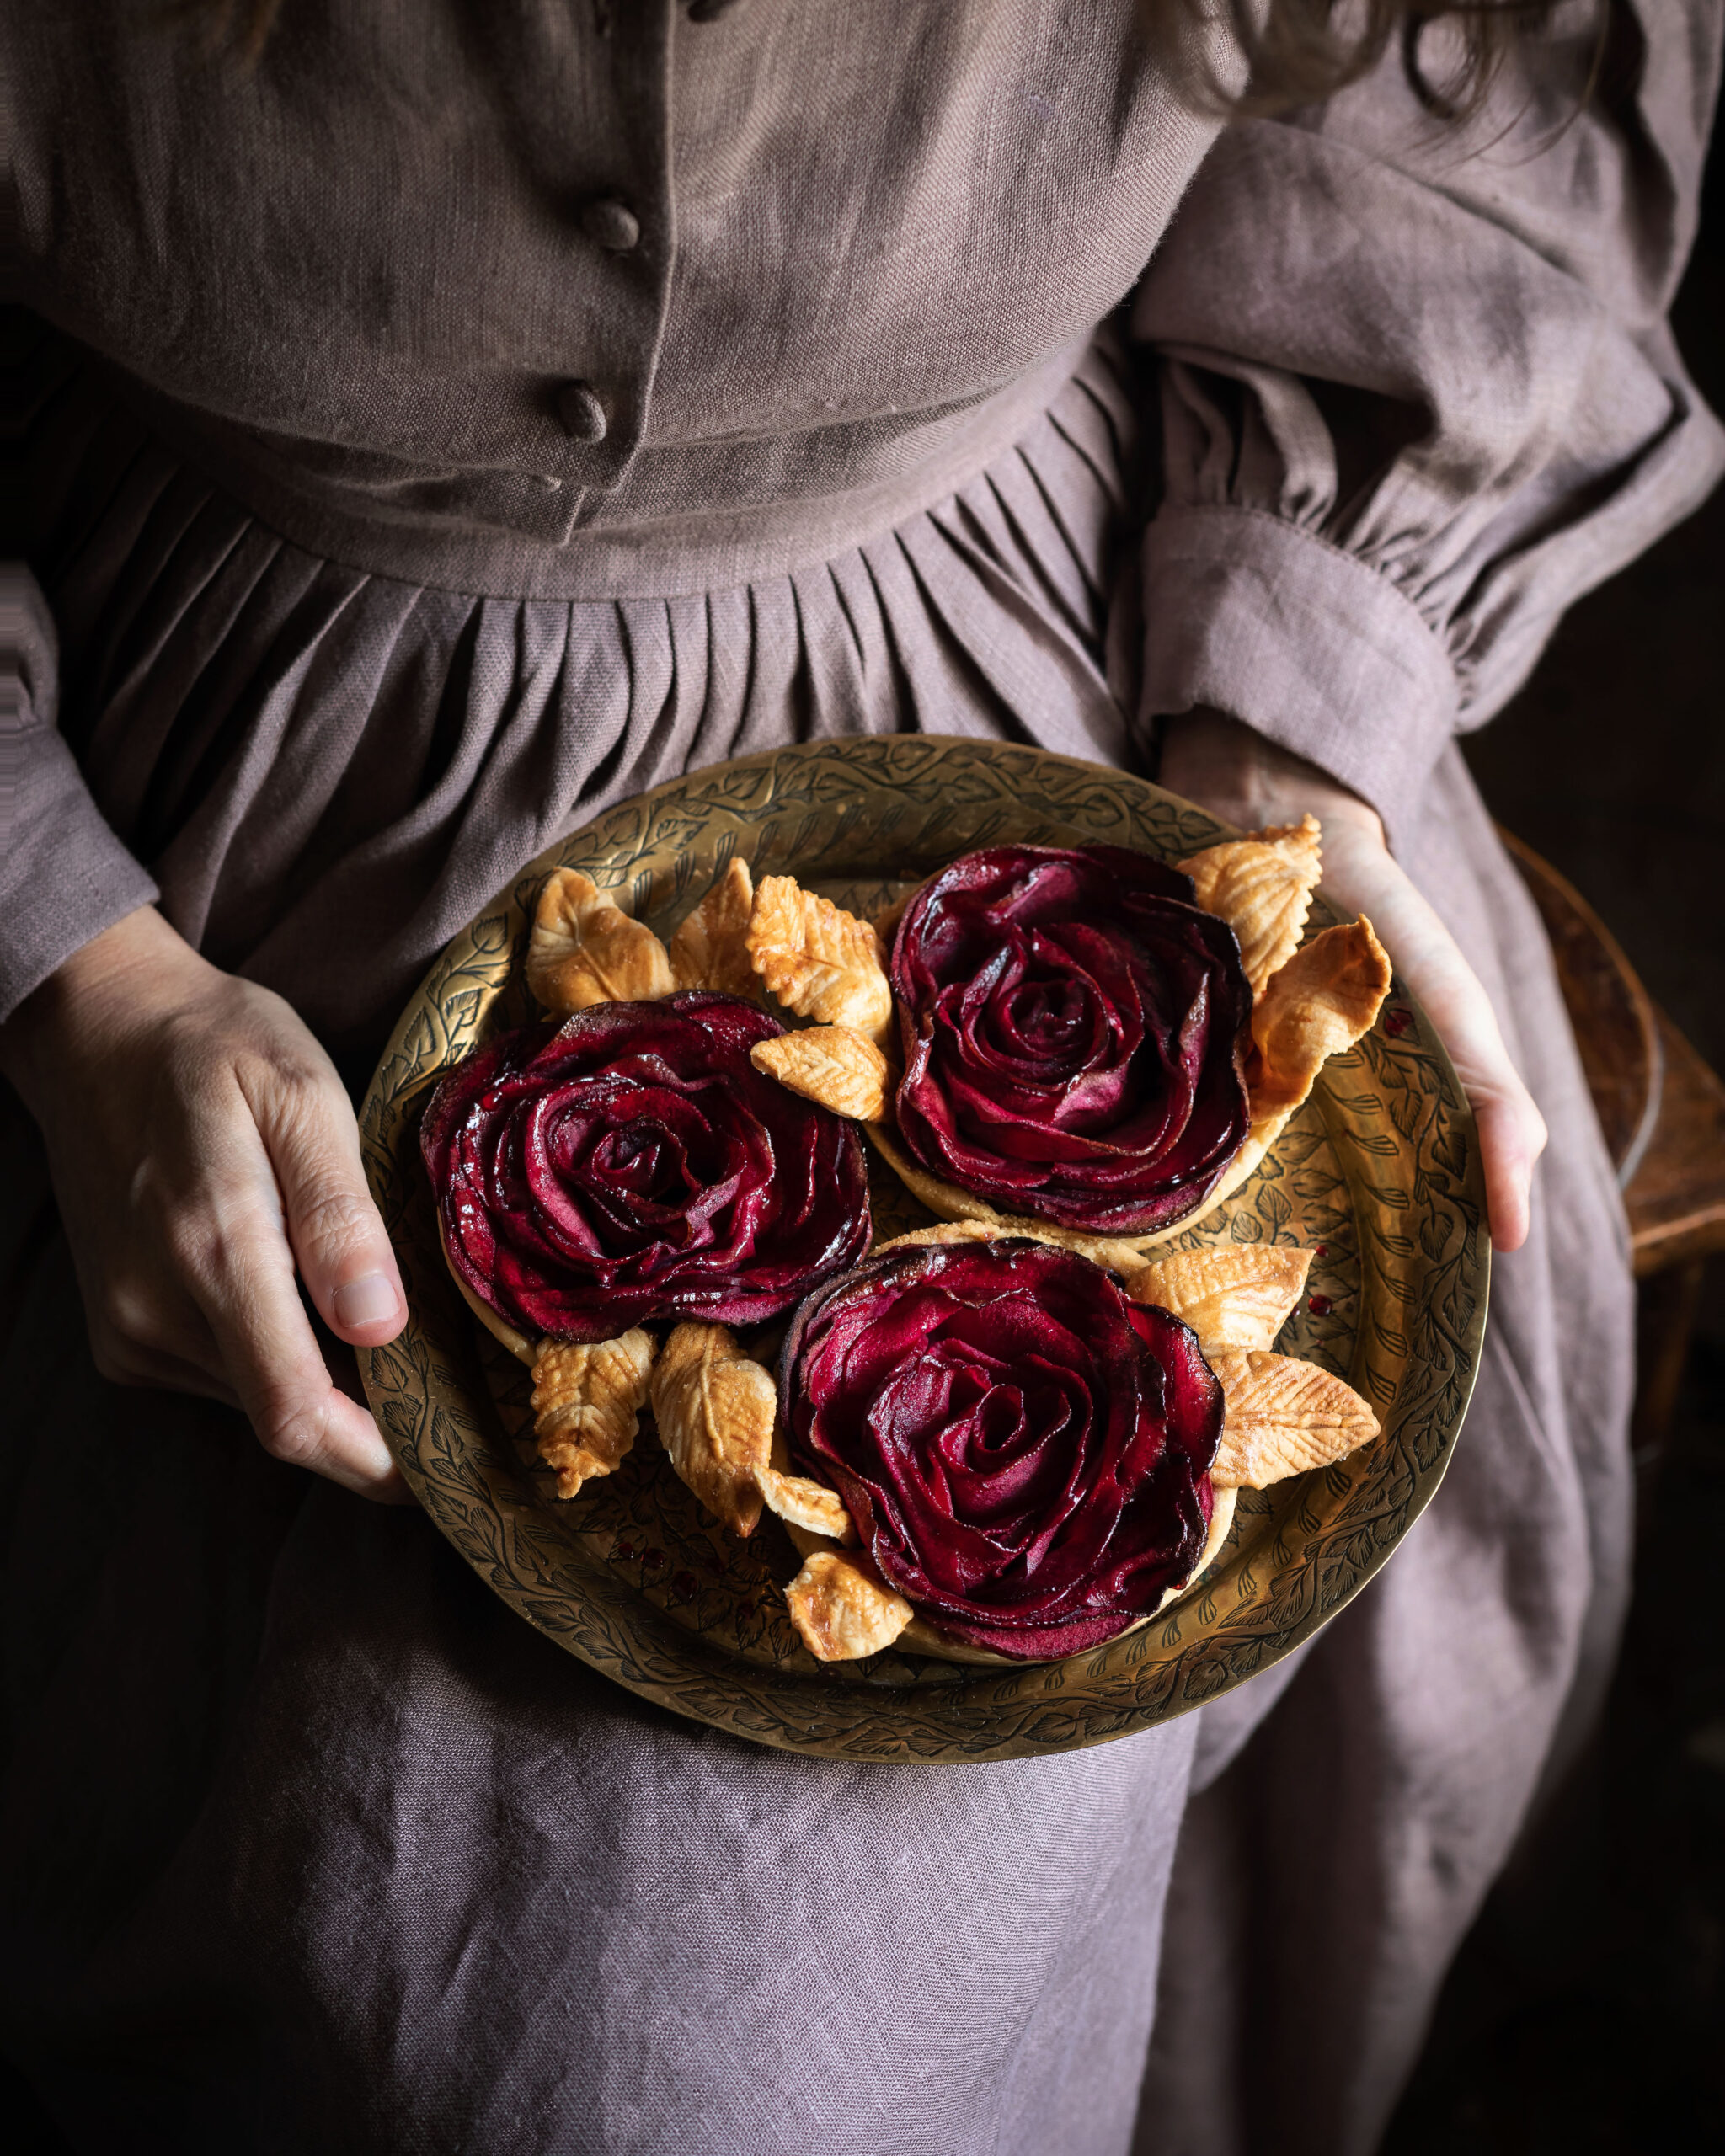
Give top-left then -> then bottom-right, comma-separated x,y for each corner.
0,565 -> 159,1022
1130,0 -> 1724,845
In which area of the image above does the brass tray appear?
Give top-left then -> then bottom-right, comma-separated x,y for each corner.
357,737 -> 1488,1761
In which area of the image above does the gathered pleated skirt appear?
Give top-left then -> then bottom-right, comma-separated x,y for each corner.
4,328 -> 1633,2156
34,336 -> 1141,1060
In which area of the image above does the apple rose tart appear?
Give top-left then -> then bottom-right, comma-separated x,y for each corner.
769,1227 -> 1382,1666
887,845 -> 1255,1235
739,827 -> 1390,1263
421,992 -> 872,1345
780,1235 -> 1224,1658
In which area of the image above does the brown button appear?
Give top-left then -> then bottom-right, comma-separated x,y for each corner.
581,196 -> 641,253
555,381 -> 608,443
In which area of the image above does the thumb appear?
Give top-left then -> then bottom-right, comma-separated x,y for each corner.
1319,830 -> 1548,1255
1471,1087 -> 1548,1257
1378,905 -> 1550,1255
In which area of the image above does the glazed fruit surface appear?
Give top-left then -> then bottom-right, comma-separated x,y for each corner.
889,844 -> 1252,1233
782,1235 -> 1221,1658
422,993 -> 871,1343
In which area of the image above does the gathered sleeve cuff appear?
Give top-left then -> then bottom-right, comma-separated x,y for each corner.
1131,0 -> 1725,846
0,567 -> 158,1022
1138,502 -> 1461,839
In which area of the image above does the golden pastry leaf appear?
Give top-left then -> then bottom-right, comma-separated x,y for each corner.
1122,919 -> 1391,1249
749,1023 -> 894,1123
649,1321 -> 778,1537
755,1467 -> 853,1540
530,1329 -> 656,1499
746,874 -> 895,1051
667,857 -> 760,999
527,867 -> 676,1015
757,1394 -> 854,1542
1178,814 -> 1322,998
1208,1349 -> 1381,1488
1126,1245 -> 1313,1353
783,1550 -> 913,1662
1247,916 -> 1392,1123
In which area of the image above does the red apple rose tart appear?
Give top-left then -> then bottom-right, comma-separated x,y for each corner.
779,1235 -> 1224,1659
743,823 -> 1391,1269
768,1225 -> 1381,1664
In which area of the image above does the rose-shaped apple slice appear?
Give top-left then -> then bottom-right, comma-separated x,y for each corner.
422,993 -> 872,1345
782,1236 -> 1223,1660
889,845 -> 1252,1235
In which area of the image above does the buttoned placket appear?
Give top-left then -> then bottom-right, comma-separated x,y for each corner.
511,2 -> 681,531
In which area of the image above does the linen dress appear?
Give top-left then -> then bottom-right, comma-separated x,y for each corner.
3,3 -> 1721,2152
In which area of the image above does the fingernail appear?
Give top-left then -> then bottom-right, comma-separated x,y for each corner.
334,1273 -> 399,1329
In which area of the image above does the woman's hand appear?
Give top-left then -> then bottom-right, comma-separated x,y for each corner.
0,905 -> 412,1497
1159,709 -> 1547,1253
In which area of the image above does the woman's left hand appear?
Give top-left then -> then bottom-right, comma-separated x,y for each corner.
1158,708 -> 1547,1253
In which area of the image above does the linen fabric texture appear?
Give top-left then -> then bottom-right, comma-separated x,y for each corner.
1,2 -> 1718,2151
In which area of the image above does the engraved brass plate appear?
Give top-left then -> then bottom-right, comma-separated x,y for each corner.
358,738 -> 1488,1760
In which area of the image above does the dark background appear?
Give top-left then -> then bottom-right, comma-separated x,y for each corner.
7,102 -> 1723,2156
1382,117 -> 1725,2156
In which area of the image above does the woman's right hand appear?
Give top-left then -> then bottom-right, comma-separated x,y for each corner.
0,905 -> 411,1498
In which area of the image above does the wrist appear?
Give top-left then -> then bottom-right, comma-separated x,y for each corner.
1158,707 -> 1384,850
0,906 -> 214,1103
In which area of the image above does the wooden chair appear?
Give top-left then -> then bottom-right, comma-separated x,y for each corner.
1503,832 -> 1725,1506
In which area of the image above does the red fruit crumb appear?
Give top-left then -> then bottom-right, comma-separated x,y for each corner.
1313,1245 -> 1328,1259
611,1539 -> 636,1564
670,1569 -> 697,1604
1383,1008 -> 1411,1038
641,1546 -> 666,1571
1308,1294 -> 1333,1316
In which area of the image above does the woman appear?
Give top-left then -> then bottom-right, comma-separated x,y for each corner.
3,2 -> 1718,2149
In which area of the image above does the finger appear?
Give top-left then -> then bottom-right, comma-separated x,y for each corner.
1381,938 -> 1546,1252
1473,1091 -> 1546,1256
209,1251 -> 410,1499
1321,840 -> 1547,1253
170,1117 -> 409,1497
239,1057 -> 408,1349
1387,947 -> 1546,1251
